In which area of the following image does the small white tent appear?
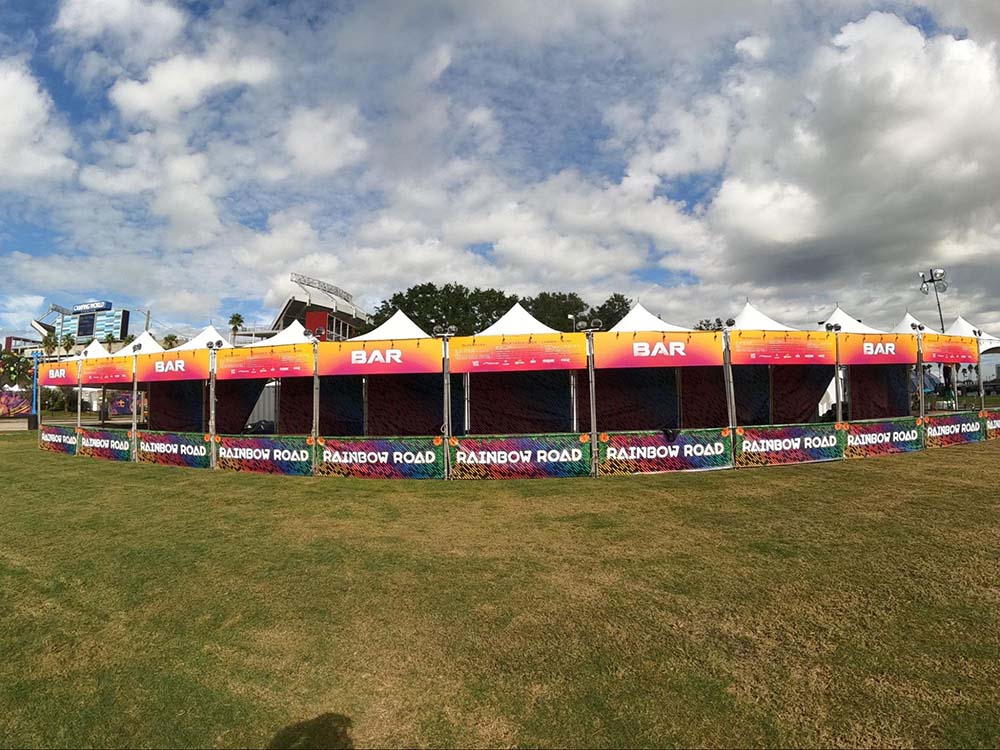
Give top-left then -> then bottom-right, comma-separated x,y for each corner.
818,306 -> 885,334
76,340 -> 112,359
731,302 -> 798,331
946,316 -> 1000,354
610,303 -> 690,333
174,325 -> 232,351
247,320 -> 309,348
129,330 -> 165,354
892,312 -> 933,334
476,303 -> 558,336
351,310 -> 431,340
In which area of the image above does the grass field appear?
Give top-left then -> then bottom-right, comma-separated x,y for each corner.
2,432 -> 999,748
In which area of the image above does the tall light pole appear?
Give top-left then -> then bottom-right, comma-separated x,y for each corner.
433,323 -> 458,478
918,268 -> 948,333
576,317 -> 603,477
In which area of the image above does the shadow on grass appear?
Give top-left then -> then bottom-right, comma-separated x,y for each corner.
268,713 -> 354,749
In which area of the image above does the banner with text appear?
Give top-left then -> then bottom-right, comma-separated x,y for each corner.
838,334 -> 918,365
81,356 -> 133,386
215,345 -> 313,380
984,410 -> 1000,440
449,334 -> 587,373
217,435 -> 312,475
921,334 -> 979,364
449,433 -> 592,479
136,350 -> 211,382
38,361 -> 79,386
844,417 -> 922,459
316,436 -> 445,478
598,428 -> 732,475
924,412 -> 984,448
137,430 -> 211,469
592,331 -> 724,369
317,338 -> 442,376
735,423 -> 843,467
39,424 -> 77,454
77,427 -> 132,461
729,330 -> 836,366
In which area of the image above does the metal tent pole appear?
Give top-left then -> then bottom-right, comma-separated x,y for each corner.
463,372 -> 471,433
312,341 -> 320,473
131,355 -> 138,461
722,329 -> 737,431
586,330 -> 598,477
442,337 -> 452,479
834,334 -> 844,424
570,371 -> 578,432
209,350 -> 218,469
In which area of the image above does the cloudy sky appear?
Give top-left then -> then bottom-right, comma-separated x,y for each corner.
1,0 -> 999,340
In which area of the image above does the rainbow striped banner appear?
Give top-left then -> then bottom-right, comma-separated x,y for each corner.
844,417 -> 922,459
598,428 -> 732,475
77,427 -> 132,461
449,433 -> 592,479
735,423 -> 843,467
137,431 -> 211,469
316,436 -> 445,479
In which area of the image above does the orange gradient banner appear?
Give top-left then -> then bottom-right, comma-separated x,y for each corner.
592,331 -> 724,369
39,360 -> 79,386
317,338 -> 442,376
729,330 -> 835,366
838,333 -> 918,365
215,345 -> 314,380
449,333 -> 587,373
921,334 -> 979,364
136,350 -> 211,382
81,356 -> 133,386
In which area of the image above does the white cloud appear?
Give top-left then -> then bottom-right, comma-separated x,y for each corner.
283,107 -> 368,177
54,0 -> 186,65
0,294 -> 45,332
735,34 -> 772,61
0,59 -> 75,186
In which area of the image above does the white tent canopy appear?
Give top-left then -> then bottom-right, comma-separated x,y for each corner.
130,330 -> 165,354
476,302 -> 559,336
892,312 -> 932,334
351,310 -> 431,340
175,325 -> 232,351
731,302 -> 798,331
610,303 -> 690,333
946,316 -> 1000,354
248,320 -> 309,347
819,306 -> 885,334
76,340 -> 112,359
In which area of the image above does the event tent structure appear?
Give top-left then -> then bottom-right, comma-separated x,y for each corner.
175,325 -> 232,350
946,316 -> 1000,354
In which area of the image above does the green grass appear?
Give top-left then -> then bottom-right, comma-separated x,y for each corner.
2,432 -> 1000,748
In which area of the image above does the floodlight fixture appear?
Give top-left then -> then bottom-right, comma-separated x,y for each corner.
726,318 -> 736,327
932,268 -> 946,281
575,320 -> 587,331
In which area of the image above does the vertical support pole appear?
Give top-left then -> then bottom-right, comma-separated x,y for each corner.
32,351 -> 40,418
76,362 -> 83,440
834,334 -> 844,424
916,335 -> 926,448
570,370 -> 578,433
131,354 -> 139,461
722,329 -> 737,432
463,372 -> 471,433
586,330 -> 598,478
312,341 -> 320,474
362,376 -> 369,436
209,349 -> 218,469
442,337 -> 452,479
978,350 -> 986,412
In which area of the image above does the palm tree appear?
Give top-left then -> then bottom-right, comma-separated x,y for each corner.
42,332 -> 58,358
102,332 -> 116,349
123,334 -> 135,345
228,313 -> 244,345
162,334 -> 179,350
60,334 -> 76,359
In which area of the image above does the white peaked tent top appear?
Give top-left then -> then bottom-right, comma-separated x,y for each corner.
946,316 -> 1000,353
130,330 -> 164,354
350,310 -> 431,341
476,302 -> 559,336
248,319 -> 309,347
610,303 -> 690,333
892,312 -> 932,334
175,325 -> 232,351
76,340 -> 112,359
819,306 -> 885,334
732,302 -> 798,331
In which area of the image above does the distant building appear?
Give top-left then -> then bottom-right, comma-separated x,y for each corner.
241,275 -> 371,343
27,300 -> 135,354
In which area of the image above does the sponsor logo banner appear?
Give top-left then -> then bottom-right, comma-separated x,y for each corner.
729,330 -> 836,366
921,334 -> 979,364
137,431 -> 211,468
217,435 -> 312,475
924,411 -> 984,448
986,410 -> 1000,441
839,334 -> 918,365
317,339 -> 442,376
449,334 -> 587,373
136,350 -> 210,382
592,331 -> 724,369
735,423 -> 842,467
216,345 -> 313,380
81,356 -> 133,386
39,424 -> 77,454
316,436 -> 445,478
39,361 -> 79,386
77,427 -> 132,461
844,417 -> 922,459
598,428 -> 732,475
449,433 -> 592,479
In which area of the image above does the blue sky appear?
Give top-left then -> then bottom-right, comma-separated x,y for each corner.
1,0 -> 1000,349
